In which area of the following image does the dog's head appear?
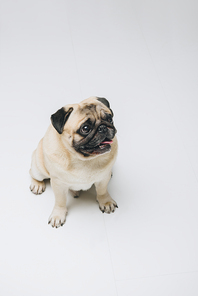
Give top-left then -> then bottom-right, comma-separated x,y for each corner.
51,96 -> 117,158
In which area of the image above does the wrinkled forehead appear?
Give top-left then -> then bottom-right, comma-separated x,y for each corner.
78,103 -> 107,118
78,101 -> 112,120
65,101 -> 111,132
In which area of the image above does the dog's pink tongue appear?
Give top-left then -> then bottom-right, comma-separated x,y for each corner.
101,140 -> 113,145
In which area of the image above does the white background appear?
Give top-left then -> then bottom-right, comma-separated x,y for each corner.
1,0 -> 198,295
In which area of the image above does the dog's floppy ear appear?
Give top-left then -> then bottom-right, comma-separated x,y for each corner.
51,107 -> 73,134
97,97 -> 114,116
97,97 -> 110,108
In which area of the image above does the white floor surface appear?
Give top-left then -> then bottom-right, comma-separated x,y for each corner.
0,0 -> 198,295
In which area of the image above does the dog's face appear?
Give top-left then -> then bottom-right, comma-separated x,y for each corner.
51,97 -> 117,158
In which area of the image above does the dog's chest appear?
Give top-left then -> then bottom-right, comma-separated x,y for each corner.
56,160 -> 108,190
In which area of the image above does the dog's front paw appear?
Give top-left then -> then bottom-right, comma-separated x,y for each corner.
97,194 -> 118,214
48,207 -> 67,228
99,201 -> 118,214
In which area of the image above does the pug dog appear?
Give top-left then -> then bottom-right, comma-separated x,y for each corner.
29,96 -> 118,228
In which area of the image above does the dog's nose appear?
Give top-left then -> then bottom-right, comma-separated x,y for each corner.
98,125 -> 107,133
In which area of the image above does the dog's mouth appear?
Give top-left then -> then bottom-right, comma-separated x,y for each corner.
79,138 -> 113,156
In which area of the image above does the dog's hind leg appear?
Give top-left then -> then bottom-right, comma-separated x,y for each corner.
30,177 -> 46,195
70,190 -> 81,198
29,139 -> 50,195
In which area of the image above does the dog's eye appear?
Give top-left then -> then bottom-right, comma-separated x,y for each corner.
107,116 -> 113,123
81,125 -> 92,134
